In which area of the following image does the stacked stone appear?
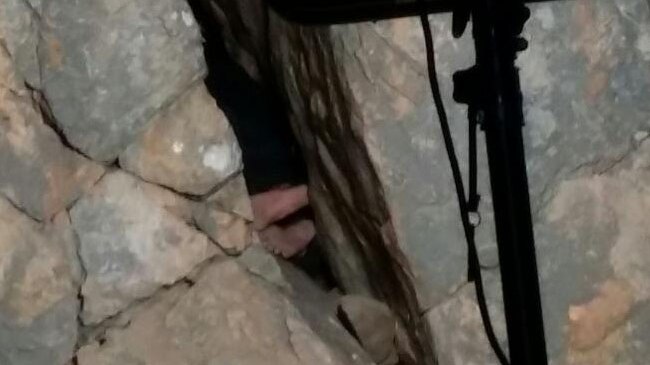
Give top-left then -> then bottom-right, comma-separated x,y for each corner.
0,1 -> 375,364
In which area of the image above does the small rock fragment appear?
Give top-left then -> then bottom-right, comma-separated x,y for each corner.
0,0 -> 42,86
192,204 -> 252,255
237,245 -> 291,289
426,280 -> 508,365
338,295 -> 399,365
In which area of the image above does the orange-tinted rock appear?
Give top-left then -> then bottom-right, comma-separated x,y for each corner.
0,197 -> 80,365
0,43 -> 104,221
120,84 -> 242,195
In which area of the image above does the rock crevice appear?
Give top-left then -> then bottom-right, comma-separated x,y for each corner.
0,1 -> 376,364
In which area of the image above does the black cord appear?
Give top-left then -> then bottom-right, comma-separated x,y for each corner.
418,11 -> 510,365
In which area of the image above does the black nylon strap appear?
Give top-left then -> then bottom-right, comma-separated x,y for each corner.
419,8 -> 509,365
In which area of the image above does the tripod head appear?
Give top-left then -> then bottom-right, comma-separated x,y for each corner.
267,0 -> 558,24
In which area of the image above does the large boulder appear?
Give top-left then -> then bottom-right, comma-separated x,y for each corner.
120,83 -> 242,196
0,197 -> 81,365
210,0 -> 650,363
0,41 -> 104,221
77,257 -> 375,365
0,0 -> 42,87
37,0 -> 206,161
70,171 -> 221,324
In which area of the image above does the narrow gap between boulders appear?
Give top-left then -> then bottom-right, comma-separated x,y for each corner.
188,0 -> 337,290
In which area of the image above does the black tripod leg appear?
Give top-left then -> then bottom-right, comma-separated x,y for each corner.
470,0 -> 549,364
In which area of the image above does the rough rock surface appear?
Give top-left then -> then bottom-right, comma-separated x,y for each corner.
265,9 -> 437,365
426,273 -> 508,365
258,0 -> 650,363
190,173 -> 254,254
0,0 -> 42,87
338,295 -> 399,365
70,171 -> 220,324
537,136 -> 650,364
128,165 -> 254,258
2,0 -> 647,362
0,43 -> 104,221
37,0 -> 206,161
206,173 -> 254,220
0,197 -> 81,365
2,0 -> 379,364
192,203 -> 252,255
77,258 -> 374,365
120,83 -> 242,195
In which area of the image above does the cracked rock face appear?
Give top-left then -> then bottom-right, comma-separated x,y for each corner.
37,0 -> 206,162
0,43 -> 105,221
3,0 -> 647,362
120,83 -> 243,195
0,0 -> 42,87
538,137 -> 650,364
0,197 -> 81,365
425,272 -> 508,365
1,0 -> 379,363
252,0 -> 650,363
206,174 -> 254,220
70,171 -> 221,324
338,295 -> 399,365
77,259 -> 374,365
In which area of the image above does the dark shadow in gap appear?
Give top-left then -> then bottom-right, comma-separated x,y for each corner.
187,0 -> 337,290
188,0 -> 305,195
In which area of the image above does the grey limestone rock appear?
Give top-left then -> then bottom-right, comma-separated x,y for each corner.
70,171 -> 221,324
338,295 -> 399,365
191,173 -> 254,255
0,197 -> 81,365
0,0 -> 42,87
264,0 -> 650,363
76,259 -> 375,365
192,203 -> 253,255
38,0 -> 206,161
425,272 -> 507,365
0,42 -> 105,221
